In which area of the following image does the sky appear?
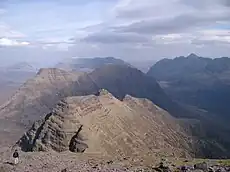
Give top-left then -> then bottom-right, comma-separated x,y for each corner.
0,0 -> 230,65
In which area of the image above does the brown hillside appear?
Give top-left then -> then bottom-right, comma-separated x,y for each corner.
18,90 -> 194,158
0,68 -> 98,145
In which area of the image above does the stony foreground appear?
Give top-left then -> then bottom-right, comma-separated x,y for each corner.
0,148 -> 155,172
1,148 -> 230,172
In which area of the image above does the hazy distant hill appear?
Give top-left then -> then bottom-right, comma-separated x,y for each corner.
0,62 -> 37,83
4,62 -> 38,72
55,57 -> 131,72
0,62 -> 37,105
147,53 -> 230,118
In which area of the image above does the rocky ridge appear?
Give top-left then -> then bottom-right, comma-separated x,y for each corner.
17,90 -> 194,158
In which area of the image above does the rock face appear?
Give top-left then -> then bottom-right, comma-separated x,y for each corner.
17,90 -> 193,158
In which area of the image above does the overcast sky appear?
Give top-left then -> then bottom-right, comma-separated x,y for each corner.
0,0 -> 230,65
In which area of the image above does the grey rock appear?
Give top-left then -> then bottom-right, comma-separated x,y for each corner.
194,162 -> 209,172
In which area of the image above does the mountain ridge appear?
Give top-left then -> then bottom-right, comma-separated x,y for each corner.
147,54 -> 230,118
17,90 -> 194,158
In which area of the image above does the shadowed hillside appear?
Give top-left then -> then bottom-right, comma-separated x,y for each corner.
147,54 -> 230,119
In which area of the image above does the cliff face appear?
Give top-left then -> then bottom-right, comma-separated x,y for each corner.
18,90 -> 193,158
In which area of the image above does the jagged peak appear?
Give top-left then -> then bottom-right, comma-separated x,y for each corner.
98,89 -> 110,96
93,89 -> 115,99
123,94 -> 137,101
187,53 -> 199,58
123,94 -> 153,104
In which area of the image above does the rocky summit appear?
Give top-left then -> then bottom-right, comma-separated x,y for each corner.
17,90 -> 193,159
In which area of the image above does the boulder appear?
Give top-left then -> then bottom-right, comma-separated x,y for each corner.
194,162 -> 209,172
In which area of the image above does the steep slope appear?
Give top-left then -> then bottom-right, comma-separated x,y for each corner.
82,65 -> 230,158
89,65 -> 192,118
56,57 -> 131,72
0,68 -> 99,145
147,54 -> 230,118
17,90 -> 193,158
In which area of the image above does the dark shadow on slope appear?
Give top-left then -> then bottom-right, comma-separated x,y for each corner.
17,112 -> 53,152
3,162 -> 14,166
69,125 -> 88,153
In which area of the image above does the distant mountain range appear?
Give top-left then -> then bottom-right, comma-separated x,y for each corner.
147,53 -> 230,119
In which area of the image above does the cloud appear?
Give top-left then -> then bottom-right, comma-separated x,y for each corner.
72,0 -> 230,60
116,12 -> 230,35
0,23 -> 25,38
1,0 -> 230,64
191,30 -> 230,46
83,31 -> 150,44
112,0 -> 230,35
0,38 -> 29,46
0,9 -> 6,14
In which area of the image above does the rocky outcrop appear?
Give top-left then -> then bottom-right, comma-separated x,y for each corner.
17,90 -> 194,158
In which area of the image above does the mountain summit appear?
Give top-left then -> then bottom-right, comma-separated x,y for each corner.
187,53 -> 199,58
